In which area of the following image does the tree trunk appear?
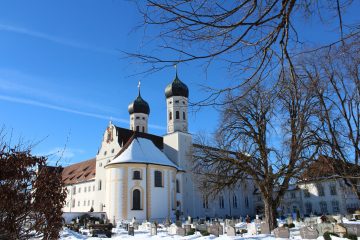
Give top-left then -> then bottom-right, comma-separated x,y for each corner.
263,198 -> 278,231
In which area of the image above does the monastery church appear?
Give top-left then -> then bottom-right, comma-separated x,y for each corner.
62,72 -> 255,223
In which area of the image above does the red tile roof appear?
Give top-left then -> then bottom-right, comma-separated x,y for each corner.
62,158 -> 96,185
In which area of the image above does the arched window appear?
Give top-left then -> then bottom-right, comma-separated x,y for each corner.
98,180 -> 102,191
132,189 -> 141,210
183,112 -> 186,120
176,111 -> 180,119
142,126 -> 145,132
169,112 -> 172,120
136,126 -> 139,132
133,170 -> 141,180
176,179 -> 180,193
154,171 -> 163,187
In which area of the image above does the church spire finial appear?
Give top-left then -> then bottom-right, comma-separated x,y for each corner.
137,80 -> 141,96
174,64 -> 178,78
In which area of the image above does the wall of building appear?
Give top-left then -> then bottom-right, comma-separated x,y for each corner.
63,180 -> 96,213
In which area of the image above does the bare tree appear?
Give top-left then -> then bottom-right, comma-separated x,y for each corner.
301,40 -> 360,199
129,0 -> 357,104
0,132 -> 67,239
193,76 -> 319,229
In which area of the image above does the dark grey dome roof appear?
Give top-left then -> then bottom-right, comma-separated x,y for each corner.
128,93 -> 150,115
165,73 -> 189,98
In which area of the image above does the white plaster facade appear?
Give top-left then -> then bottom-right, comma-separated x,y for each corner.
62,73 -> 255,223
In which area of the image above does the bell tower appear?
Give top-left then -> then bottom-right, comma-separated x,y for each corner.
128,81 -> 150,133
165,67 -> 189,134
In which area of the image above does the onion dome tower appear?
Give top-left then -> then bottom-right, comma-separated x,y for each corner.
128,81 -> 150,133
165,66 -> 189,133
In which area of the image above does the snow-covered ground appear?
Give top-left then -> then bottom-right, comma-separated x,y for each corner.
59,221 -> 360,240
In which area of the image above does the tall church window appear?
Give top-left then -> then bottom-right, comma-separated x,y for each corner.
132,189 -> 141,210
219,196 -> 224,209
245,196 -> 249,208
233,195 -> 238,208
176,111 -> 180,119
155,171 -> 163,187
176,180 -> 180,193
203,195 -> 209,209
169,112 -> 172,120
332,201 -> 339,213
136,126 -> 139,132
133,170 -> 141,180
98,180 -> 102,191
142,126 -> 145,132
183,112 -> 186,120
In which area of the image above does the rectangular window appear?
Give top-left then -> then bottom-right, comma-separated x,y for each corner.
78,187 -> 81,193
154,171 -> 163,187
319,201 -> 327,214
305,202 -> 312,214
304,189 -> 310,198
176,111 -> 180,119
72,199 -> 75,208
133,171 -> 141,180
332,201 -> 339,213
84,187 -> 87,193
88,186 -> 91,192
291,192 -> 296,199
92,200 -> 94,206
330,185 -> 337,195
78,201 -> 80,207
72,186 -> 76,195
318,184 -> 325,196
83,200 -> 86,206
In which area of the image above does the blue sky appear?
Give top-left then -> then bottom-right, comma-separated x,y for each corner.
1,1 -> 359,166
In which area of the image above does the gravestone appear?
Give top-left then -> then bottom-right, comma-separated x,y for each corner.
341,223 -> 360,237
227,226 -> 236,236
133,222 -> 139,230
168,224 -> 178,235
176,227 -> 186,236
184,224 -> 191,234
175,220 -> 182,227
300,226 -> 319,239
247,223 -> 257,235
164,218 -> 171,227
150,223 -> 157,236
209,225 -> 220,237
128,226 -> 134,236
286,216 -> 293,225
196,224 -> 207,232
317,223 -> 334,236
260,223 -> 270,234
334,224 -> 346,237
187,216 -> 192,224
273,227 -> 290,239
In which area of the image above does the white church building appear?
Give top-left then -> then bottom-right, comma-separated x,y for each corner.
62,72 -> 255,223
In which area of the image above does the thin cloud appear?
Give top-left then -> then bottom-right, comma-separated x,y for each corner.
0,94 -> 165,130
0,23 -> 117,55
